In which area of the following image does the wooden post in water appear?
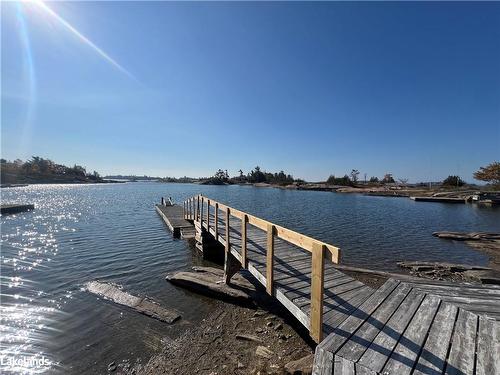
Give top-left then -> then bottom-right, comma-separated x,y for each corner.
310,242 -> 326,343
266,224 -> 275,295
241,214 -> 248,268
214,203 -> 219,239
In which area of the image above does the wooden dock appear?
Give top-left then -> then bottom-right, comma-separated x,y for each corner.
155,203 -> 195,238
182,195 -> 500,374
410,196 -> 465,203
1,203 -> 34,215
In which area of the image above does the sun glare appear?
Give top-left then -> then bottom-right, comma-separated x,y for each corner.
20,0 -> 136,80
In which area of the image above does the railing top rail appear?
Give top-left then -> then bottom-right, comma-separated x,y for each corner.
184,194 -> 340,263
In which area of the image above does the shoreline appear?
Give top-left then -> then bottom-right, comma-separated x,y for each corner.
127,269 -> 392,375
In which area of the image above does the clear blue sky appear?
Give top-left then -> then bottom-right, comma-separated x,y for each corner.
2,1 -> 499,182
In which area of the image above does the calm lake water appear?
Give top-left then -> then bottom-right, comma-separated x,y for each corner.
1,182 -> 499,373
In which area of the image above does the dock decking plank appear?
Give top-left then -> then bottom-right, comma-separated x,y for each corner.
476,316 -> 500,375
444,309 -> 479,375
412,302 -> 458,375
357,287 -> 425,372
382,294 -> 441,375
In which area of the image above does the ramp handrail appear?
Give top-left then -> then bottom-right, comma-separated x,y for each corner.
183,194 -> 340,342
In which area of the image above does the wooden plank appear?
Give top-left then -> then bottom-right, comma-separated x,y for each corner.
277,272 -> 349,294
241,214 -> 247,268
200,197 -> 204,226
206,199 -> 210,232
310,242 -> 326,343
214,203 -> 218,239
266,224 -> 275,295
196,195 -> 200,221
357,287 -> 425,372
412,302 -> 458,375
319,279 -> 400,354
444,309 -> 479,375
382,294 -> 441,375
476,316 -> 500,375
312,346 -> 334,375
291,278 -> 363,307
323,287 -> 376,333
225,207 -> 230,253
333,356 -> 355,374
335,283 -> 412,362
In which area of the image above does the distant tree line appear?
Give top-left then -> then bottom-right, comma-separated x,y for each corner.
326,171 -> 396,186
1,156 -> 102,184
201,166 -> 303,186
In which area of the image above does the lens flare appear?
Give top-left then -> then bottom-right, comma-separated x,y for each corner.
26,0 -> 136,80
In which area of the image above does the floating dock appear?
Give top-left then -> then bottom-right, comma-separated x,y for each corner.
1,203 -> 35,215
410,196 -> 465,203
155,201 -> 195,239
178,194 -> 500,374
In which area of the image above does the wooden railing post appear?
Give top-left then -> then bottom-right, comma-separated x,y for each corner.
266,224 -> 275,295
225,207 -> 230,252
200,196 -> 204,227
206,200 -> 210,232
214,203 -> 219,239
241,214 -> 248,268
310,242 -> 326,343
183,201 -> 186,219
196,195 -> 200,221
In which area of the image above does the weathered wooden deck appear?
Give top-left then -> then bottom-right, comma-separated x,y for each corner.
314,279 -> 500,375
182,195 -> 500,374
156,203 -> 195,238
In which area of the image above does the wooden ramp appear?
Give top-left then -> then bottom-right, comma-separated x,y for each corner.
183,195 -> 372,342
314,279 -> 500,375
182,195 -> 500,375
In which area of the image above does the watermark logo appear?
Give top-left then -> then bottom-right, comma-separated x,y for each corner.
0,355 -> 52,371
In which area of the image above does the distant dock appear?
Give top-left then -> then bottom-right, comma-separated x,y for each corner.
410,196 -> 465,203
1,203 -> 35,215
155,199 -> 195,239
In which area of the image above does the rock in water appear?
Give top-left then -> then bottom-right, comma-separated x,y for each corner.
166,267 -> 256,304
86,281 -> 181,324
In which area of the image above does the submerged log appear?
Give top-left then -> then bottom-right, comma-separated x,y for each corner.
166,266 -> 257,304
86,281 -> 181,323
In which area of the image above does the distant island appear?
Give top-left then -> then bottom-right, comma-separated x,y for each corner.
105,175 -> 198,183
0,156 -> 116,186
